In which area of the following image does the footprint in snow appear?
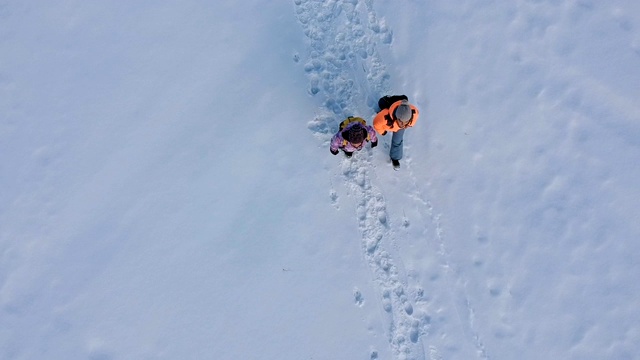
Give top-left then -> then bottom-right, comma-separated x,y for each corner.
329,189 -> 339,208
354,288 -> 364,307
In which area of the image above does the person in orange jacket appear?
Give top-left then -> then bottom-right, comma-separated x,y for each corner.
373,95 -> 419,169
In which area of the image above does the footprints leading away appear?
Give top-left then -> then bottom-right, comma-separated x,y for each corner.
343,158 -> 431,360
294,1 -> 430,359
294,0 -> 392,121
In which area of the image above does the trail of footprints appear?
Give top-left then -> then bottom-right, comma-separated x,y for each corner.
294,0 -> 429,359
344,160 -> 431,360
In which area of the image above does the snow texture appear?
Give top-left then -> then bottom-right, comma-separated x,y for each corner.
1,0 -> 639,359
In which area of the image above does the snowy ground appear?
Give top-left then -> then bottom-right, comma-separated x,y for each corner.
2,0 -> 640,359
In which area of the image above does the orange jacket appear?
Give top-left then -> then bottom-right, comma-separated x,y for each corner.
373,100 -> 419,134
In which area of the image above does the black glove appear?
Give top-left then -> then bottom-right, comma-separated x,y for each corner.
381,131 -> 387,136
330,148 -> 339,155
371,140 -> 378,148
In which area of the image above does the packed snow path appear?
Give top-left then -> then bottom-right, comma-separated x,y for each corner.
294,1 -> 491,359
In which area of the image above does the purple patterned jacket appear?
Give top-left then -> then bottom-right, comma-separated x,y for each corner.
330,122 -> 378,153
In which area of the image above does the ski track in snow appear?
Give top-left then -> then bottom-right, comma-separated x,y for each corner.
294,1 -> 490,359
403,158 -> 491,360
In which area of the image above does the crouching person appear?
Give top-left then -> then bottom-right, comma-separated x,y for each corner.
330,117 -> 378,158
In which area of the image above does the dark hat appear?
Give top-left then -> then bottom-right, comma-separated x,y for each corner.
348,125 -> 367,145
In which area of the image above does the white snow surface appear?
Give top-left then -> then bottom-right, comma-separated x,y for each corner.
2,0 -> 640,359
